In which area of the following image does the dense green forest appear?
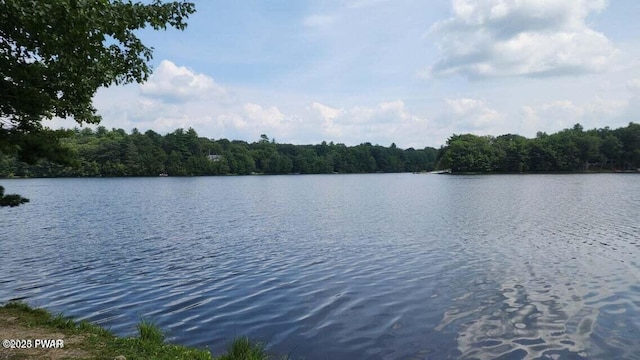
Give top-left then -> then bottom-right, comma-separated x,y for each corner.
2,122 -> 640,178
437,122 -> 640,173
0,127 -> 438,177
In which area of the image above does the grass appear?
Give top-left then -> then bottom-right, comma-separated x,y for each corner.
0,302 -> 277,360
218,336 -> 271,360
136,318 -> 165,344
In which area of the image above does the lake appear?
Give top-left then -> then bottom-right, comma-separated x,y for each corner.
1,174 -> 640,359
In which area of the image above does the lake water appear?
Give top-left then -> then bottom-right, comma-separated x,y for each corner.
1,174 -> 640,359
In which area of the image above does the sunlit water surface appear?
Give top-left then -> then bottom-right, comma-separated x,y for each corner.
1,174 -> 640,359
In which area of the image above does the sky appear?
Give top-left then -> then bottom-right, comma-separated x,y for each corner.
48,0 -> 640,148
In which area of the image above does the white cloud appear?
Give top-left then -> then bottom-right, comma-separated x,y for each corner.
443,98 -> 503,131
428,0 -> 617,78
628,78 -> 640,91
207,103 -> 302,142
307,100 -> 434,147
139,60 -> 226,102
90,61 -> 441,147
311,102 -> 344,121
521,98 -> 627,135
311,102 -> 345,131
244,103 -> 285,125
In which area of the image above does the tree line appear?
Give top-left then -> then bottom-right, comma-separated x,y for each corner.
0,127 -> 439,177
437,122 -> 640,173
2,122 -> 640,179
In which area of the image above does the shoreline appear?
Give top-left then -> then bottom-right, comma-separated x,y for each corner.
435,169 -> 640,175
0,302 -> 271,360
1,168 -> 639,180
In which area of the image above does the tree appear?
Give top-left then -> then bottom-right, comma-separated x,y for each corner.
493,134 -> 528,172
0,186 -> 29,207
0,0 -> 196,206
600,134 -> 622,169
440,134 -> 496,173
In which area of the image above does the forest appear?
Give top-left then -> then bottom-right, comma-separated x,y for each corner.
1,122 -> 640,178
0,127 -> 438,177
437,122 -> 640,173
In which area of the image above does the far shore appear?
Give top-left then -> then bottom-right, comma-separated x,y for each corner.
2,167 -> 639,180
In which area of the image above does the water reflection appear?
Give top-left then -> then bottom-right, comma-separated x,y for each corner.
438,268 -> 640,359
438,279 -> 592,359
1,175 -> 640,359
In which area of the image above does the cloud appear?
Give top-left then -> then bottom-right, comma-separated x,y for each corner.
244,103 -> 286,126
209,103 -> 302,142
90,60 -> 440,147
84,57 -> 635,150
139,60 -> 226,102
307,100 -> 434,147
521,98 -> 627,134
311,102 -> 345,131
428,0 -> 617,79
443,98 -> 503,131
628,78 -> 640,91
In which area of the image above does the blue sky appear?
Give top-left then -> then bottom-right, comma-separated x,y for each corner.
49,0 -> 640,148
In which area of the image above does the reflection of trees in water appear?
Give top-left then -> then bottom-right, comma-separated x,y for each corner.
436,277 -> 600,359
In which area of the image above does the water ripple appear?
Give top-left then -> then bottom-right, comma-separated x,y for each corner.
1,174 -> 640,359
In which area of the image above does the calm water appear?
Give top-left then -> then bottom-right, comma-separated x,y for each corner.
1,174 -> 640,359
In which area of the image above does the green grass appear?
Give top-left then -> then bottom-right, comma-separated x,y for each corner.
0,302 -> 277,360
218,336 -> 271,360
136,318 -> 165,344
